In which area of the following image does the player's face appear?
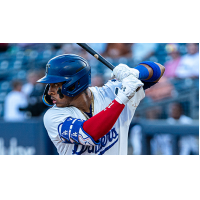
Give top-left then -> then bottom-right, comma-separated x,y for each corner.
48,82 -> 74,107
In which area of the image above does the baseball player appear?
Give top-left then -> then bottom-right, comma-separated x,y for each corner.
37,54 -> 165,155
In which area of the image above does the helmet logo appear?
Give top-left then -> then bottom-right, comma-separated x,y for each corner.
46,64 -> 50,74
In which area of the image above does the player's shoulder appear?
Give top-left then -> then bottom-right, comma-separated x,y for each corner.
44,105 -> 74,125
44,105 -> 73,117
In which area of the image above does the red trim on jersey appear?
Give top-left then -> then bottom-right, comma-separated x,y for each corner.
83,99 -> 125,141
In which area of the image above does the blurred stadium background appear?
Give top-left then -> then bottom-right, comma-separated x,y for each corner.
0,43 -> 199,155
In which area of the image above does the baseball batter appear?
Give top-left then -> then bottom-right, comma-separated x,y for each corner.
37,54 -> 165,155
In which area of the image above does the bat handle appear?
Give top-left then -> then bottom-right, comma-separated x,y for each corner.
100,57 -> 115,70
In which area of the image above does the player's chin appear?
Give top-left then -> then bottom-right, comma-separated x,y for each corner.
55,101 -> 69,108
55,102 -> 63,107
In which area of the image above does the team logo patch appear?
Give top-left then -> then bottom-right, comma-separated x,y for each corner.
62,130 -> 68,135
72,127 -> 119,155
71,132 -> 78,137
46,64 -> 50,74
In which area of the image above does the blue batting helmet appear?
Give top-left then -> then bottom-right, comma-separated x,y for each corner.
37,54 -> 91,106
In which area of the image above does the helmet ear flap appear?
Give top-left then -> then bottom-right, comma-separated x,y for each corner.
61,72 -> 90,97
42,84 -> 54,106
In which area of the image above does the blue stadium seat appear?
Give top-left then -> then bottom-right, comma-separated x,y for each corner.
0,60 -> 9,70
0,81 -> 10,91
0,103 -> 3,117
0,92 -> 7,103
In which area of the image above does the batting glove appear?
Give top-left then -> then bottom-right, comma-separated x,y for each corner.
111,64 -> 140,81
115,74 -> 144,105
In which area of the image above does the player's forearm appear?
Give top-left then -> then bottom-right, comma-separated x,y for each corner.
135,61 -> 165,82
59,99 -> 125,145
83,99 -> 125,141
134,61 -> 165,90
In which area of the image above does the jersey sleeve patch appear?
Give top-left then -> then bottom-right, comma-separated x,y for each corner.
58,117 -> 100,146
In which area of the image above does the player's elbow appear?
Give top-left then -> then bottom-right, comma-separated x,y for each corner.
137,61 -> 165,82
154,62 -> 165,80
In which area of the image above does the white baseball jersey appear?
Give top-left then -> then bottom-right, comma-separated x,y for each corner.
43,80 -> 145,155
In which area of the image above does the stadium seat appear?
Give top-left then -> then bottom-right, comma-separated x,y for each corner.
0,81 -> 10,91
0,60 -> 9,70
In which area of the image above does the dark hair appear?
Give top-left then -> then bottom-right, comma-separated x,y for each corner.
169,102 -> 183,113
12,80 -> 23,90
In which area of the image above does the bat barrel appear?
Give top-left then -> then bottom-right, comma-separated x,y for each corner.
77,43 -> 115,70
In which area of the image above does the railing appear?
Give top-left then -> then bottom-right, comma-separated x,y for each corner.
135,87 -> 199,119
138,120 -> 199,155
0,118 -> 57,155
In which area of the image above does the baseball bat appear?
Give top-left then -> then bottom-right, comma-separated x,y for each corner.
77,43 -> 115,71
77,43 -> 145,92
77,43 -> 165,92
